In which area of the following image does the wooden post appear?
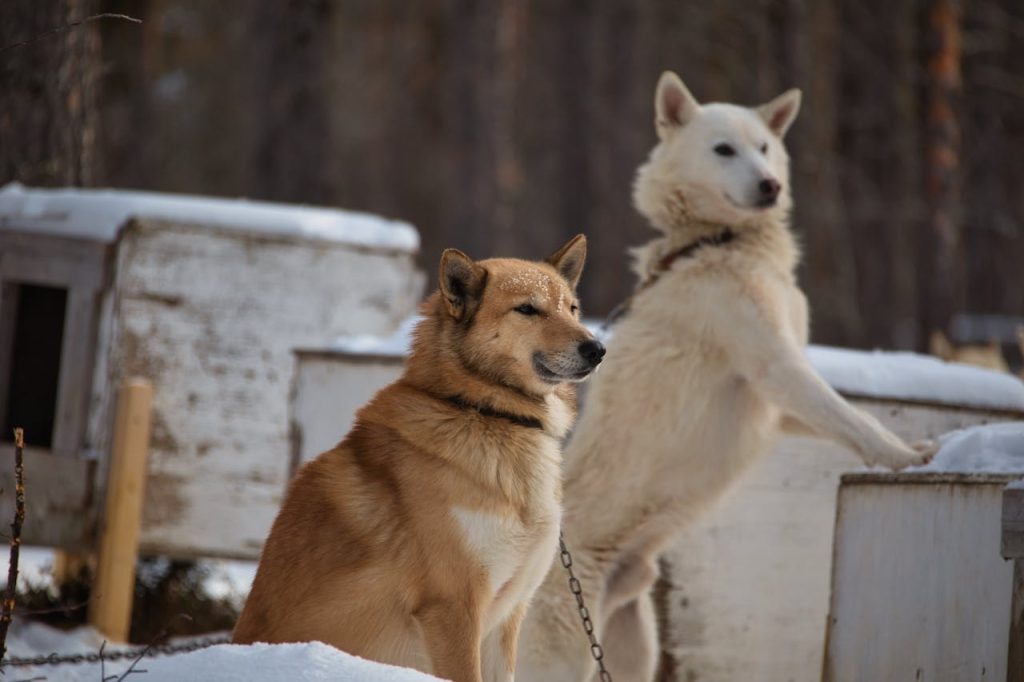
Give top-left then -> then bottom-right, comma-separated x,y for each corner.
88,379 -> 152,642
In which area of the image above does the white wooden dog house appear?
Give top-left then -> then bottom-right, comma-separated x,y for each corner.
0,183 -> 424,558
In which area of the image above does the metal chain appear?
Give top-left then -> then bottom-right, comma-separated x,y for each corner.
0,633 -> 230,668
559,532 -> 612,682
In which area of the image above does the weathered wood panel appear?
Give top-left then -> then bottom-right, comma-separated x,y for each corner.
1005,481 -> 1024,682
1005,480 -> 1024,559
1009,560 -> 1024,682
101,220 -> 422,559
823,474 -> 1015,682
290,352 -> 404,475
0,445 -> 94,550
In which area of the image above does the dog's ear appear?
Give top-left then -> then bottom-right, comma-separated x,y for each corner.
439,249 -> 487,321
547,234 -> 587,290
758,88 -> 802,138
655,71 -> 699,140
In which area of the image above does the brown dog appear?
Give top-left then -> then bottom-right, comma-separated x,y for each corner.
233,236 -> 605,682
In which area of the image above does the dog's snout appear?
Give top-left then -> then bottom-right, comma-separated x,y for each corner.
578,339 -> 606,367
758,178 -> 780,198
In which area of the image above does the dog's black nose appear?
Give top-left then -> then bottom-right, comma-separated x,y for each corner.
758,178 -> 781,199
578,339 -> 606,366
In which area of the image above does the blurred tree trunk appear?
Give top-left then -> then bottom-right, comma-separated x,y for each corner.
920,0 -> 964,342
253,0 -> 332,204
962,0 -> 1024,324
0,0 -> 101,187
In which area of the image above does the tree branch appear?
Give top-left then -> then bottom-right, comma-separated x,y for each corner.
0,13 -> 142,53
0,428 -> 26,664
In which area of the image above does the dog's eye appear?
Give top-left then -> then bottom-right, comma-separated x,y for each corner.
760,142 -> 768,154
514,304 -> 539,316
714,143 -> 736,157
570,304 -> 579,314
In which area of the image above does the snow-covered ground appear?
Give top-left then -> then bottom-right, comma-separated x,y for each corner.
4,620 -> 441,681
3,557 -> 445,680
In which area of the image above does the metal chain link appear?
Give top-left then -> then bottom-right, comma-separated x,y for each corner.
559,532 -> 612,682
1,633 -> 230,668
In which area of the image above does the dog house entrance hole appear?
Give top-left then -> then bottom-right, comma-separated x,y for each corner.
1,283 -> 68,448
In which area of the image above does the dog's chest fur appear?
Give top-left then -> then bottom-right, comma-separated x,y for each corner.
450,394 -> 569,631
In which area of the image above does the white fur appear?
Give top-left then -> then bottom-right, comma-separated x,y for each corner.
516,72 -> 936,682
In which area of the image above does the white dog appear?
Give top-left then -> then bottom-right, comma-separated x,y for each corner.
516,72 -> 937,682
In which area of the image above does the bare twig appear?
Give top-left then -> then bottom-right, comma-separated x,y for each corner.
13,599 -> 90,617
0,428 -> 26,665
0,13 -> 141,53
104,614 -> 193,681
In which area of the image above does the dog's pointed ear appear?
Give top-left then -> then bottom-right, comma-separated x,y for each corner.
655,71 -> 699,140
758,88 -> 802,138
547,234 -> 587,290
439,249 -> 487,321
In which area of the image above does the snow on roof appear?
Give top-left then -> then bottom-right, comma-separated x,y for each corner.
0,182 -> 419,253
807,346 -> 1024,413
328,316 -> 610,357
330,315 -> 423,356
908,422 -> 1024,474
328,317 -> 1024,412
7,621 -> 441,681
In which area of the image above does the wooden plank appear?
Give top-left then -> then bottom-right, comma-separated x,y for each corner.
824,480 -> 1011,682
1004,480 -> 1024,560
51,287 -> 100,458
1009,559 -> 1024,682
0,233 -> 111,291
88,380 -> 153,642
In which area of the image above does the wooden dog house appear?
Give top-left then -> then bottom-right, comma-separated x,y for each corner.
0,183 -> 423,558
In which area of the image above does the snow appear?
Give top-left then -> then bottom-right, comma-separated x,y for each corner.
3,621 -> 442,681
330,316 -> 423,356
140,642 -> 442,681
805,346 -> 1024,412
328,317 -> 1024,412
908,422 -> 1024,474
0,182 -> 419,253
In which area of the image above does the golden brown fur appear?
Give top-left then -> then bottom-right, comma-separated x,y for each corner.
233,236 -> 603,682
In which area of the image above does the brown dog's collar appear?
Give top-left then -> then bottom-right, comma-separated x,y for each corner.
441,394 -> 544,431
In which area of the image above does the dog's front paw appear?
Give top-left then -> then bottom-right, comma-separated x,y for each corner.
871,438 -> 938,471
